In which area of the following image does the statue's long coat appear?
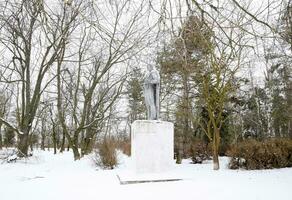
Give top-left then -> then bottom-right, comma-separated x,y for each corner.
143,68 -> 160,120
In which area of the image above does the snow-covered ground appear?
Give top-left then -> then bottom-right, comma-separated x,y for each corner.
0,149 -> 291,200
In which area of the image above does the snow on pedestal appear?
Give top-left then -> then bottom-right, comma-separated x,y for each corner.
131,120 -> 174,173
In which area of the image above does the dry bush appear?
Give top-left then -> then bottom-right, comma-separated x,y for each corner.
117,139 -> 131,156
227,138 -> 292,170
191,139 -> 212,164
92,137 -> 118,169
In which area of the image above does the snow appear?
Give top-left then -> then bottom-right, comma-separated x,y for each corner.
0,149 -> 291,200
7,154 -> 18,163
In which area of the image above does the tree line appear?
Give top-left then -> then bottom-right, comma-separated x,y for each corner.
0,0 -> 291,170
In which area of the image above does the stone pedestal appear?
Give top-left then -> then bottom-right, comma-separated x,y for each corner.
131,120 -> 174,173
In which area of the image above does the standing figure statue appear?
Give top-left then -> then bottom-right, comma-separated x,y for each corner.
143,66 -> 160,120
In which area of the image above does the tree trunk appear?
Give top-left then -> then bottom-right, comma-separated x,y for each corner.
0,124 -> 2,149
81,137 -> 90,156
176,73 -> 190,163
274,120 -> 280,138
72,145 -> 80,160
212,127 -> 220,170
41,134 -> 45,150
30,140 -> 33,152
17,132 -> 29,157
60,130 -> 66,152
287,81 -> 292,138
47,138 -> 50,151
53,140 -> 57,154
81,129 -> 95,156
176,134 -> 183,164
72,133 -> 80,160
52,127 -> 57,154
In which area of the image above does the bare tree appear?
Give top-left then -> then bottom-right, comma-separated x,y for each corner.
54,0 -> 152,160
0,0 -> 83,156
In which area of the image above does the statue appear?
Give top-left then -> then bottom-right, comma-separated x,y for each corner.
143,66 -> 160,120
129,65 -> 174,175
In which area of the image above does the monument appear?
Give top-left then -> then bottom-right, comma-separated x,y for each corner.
143,65 -> 160,120
131,66 -> 174,174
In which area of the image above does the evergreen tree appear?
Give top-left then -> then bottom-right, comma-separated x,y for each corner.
127,66 -> 146,124
158,15 -> 214,163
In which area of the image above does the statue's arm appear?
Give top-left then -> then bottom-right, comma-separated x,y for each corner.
149,71 -> 160,84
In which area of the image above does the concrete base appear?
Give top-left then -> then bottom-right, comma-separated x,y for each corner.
117,171 -> 182,185
131,120 -> 174,173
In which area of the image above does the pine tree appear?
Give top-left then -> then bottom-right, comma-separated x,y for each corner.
158,15 -> 213,163
127,66 -> 146,124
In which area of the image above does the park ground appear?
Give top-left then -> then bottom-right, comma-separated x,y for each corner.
0,149 -> 291,200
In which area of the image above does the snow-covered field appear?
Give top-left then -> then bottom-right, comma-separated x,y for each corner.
0,149 -> 291,200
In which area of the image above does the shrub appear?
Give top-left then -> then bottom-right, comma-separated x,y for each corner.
191,139 -> 212,164
92,136 -> 118,169
117,138 -> 131,156
226,138 -> 292,170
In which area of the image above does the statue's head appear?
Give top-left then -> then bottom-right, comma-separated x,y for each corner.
147,65 -> 154,71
